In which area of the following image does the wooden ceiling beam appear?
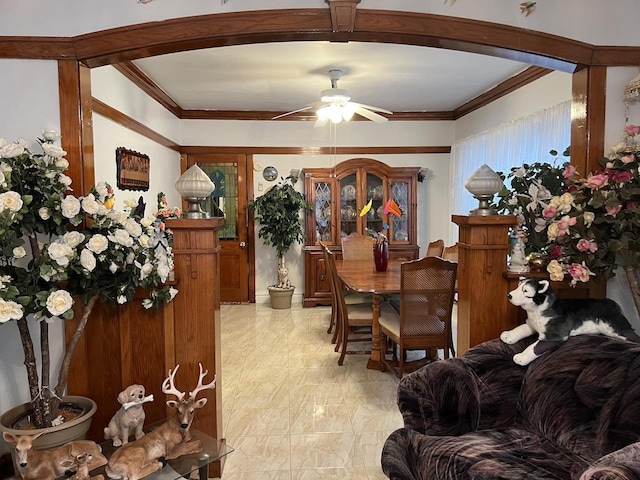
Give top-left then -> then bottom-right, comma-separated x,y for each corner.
325,0 -> 361,33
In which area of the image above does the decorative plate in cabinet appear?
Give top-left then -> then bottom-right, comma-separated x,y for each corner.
341,184 -> 356,201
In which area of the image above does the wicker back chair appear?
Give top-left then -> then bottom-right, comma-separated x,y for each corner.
378,256 -> 457,377
341,234 -> 374,261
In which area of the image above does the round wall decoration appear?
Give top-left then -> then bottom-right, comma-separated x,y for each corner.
263,166 -> 278,181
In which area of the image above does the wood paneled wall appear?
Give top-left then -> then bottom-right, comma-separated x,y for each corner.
66,219 -> 223,473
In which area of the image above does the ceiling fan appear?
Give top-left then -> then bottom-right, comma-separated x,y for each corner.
272,69 -> 392,127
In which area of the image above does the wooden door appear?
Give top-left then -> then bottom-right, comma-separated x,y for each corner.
185,154 -> 251,303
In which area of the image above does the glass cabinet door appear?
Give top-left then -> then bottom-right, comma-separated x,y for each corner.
314,180 -> 332,243
390,180 -> 409,243
339,173 -> 358,238
365,173 -> 385,235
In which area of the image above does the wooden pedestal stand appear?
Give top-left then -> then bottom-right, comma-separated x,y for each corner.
452,214 -> 519,355
67,218 -> 225,477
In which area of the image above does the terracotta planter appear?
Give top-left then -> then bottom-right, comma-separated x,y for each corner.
268,286 -> 294,309
0,396 -> 97,450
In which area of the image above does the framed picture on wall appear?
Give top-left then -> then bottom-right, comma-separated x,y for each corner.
115,147 -> 150,191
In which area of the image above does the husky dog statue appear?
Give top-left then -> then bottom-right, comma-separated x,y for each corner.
500,278 -> 640,366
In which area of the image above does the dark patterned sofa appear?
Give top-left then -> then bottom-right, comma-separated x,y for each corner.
382,335 -> 640,480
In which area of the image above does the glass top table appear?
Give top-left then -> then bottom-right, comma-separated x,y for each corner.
64,425 -> 233,480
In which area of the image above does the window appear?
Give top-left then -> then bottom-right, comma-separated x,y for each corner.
449,100 -> 571,242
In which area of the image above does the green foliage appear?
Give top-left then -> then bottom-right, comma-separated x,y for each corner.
247,175 -> 312,261
490,151 -> 569,254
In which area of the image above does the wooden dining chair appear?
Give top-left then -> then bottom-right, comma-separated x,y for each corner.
324,248 -> 390,366
425,239 -> 445,257
378,256 -> 457,378
442,243 -> 459,303
321,242 -> 371,343
341,234 -> 374,261
442,244 -> 458,263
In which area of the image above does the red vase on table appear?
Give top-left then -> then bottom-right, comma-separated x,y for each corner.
374,241 -> 389,272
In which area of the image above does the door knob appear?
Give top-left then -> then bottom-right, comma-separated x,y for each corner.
240,241 -> 247,248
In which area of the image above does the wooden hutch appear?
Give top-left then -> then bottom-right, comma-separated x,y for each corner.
302,158 -> 420,307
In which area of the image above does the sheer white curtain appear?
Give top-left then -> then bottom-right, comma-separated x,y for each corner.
449,100 -> 571,242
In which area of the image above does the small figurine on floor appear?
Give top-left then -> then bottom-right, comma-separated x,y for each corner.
277,258 -> 291,289
500,278 -> 640,365
61,453 -> 105,480
2,432 -> 107,480
104,384 -> 154,447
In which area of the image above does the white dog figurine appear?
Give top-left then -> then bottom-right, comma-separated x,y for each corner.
500,278 -> 640,366
104,384 -> 154,447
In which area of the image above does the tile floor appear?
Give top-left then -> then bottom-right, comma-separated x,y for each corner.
214,302 -> 405,480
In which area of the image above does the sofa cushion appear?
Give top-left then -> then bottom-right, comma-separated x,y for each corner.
518,335 -> 640,460
383,335 -> 640,480
383,426 -> 590,480
397,338 -> 531,435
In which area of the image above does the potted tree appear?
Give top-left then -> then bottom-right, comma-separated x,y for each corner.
0,130 -> 177,448
248,174 -> 312,309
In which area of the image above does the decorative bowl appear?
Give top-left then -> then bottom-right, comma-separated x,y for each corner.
341,184 -> 356,201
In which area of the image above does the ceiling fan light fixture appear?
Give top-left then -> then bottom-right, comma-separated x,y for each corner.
328,104 -> 344,123
320,88 -> 351,103
317,105 -> 331,121
275,69 -> 392,125
342,103 -> 356,121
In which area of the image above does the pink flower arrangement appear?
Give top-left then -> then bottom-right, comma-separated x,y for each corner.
543,129 -> 640,286
624,124 -> 640,136
585,172 -> 609,190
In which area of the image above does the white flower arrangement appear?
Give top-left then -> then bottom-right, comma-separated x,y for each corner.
0,130 -> 177,429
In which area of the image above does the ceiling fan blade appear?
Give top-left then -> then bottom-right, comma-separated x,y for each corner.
354,106 -> 389,123
350,102 -> 393,115
314,116 -> 329,128
271,105 -> 313,120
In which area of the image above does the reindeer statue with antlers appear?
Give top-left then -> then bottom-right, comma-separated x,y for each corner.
104,363 -> 216,480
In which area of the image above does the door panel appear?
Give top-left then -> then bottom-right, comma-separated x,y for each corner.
185,154 -> 250,303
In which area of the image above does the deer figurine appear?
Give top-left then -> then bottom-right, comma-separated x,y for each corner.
1,432 -> 107,480
61,452 -> 105,480
104,363 -> 216,480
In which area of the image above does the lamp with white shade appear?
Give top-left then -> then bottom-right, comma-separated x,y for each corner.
464,164 -> 503,216
174,164 -> 215,219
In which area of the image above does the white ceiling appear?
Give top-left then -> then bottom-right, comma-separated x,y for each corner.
132,41 -> 532,114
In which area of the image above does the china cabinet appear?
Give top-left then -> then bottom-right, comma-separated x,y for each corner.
303,158 -> 420,307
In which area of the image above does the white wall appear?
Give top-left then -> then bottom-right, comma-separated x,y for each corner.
180,119 -> 453,147
605,67 -> 640,148
91,66 -> 183,211
455,71 -> 573,140
92,66 -> 181,147
93,115 -> 182,213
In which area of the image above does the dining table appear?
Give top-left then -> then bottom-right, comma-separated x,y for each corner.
335,259 -> 402,370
